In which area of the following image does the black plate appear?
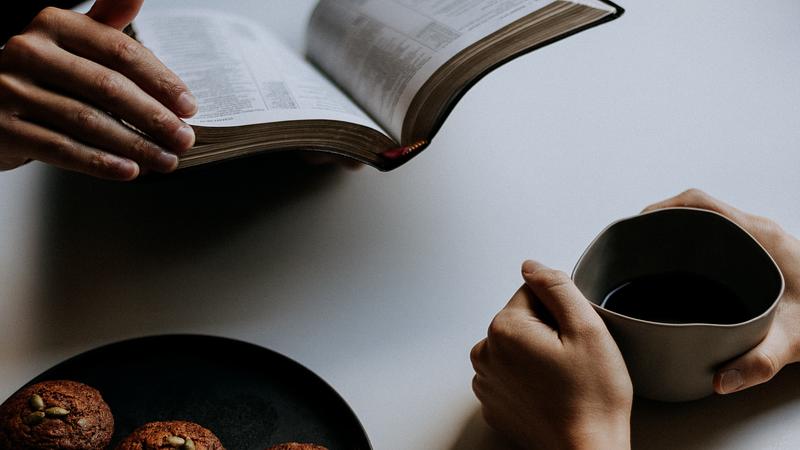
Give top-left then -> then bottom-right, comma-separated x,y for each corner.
20,335 -> 371,450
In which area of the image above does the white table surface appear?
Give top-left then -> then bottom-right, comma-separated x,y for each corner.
2,1 -> 800,449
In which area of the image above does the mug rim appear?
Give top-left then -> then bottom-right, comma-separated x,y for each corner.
572,207 -> 786,329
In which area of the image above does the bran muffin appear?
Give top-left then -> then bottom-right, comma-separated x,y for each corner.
0,380 -> 114,450
115,420 -> 224,450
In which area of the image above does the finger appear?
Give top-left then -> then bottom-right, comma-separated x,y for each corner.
14,75 -> 178,173
643,189 -> 790,247
470,339 -> 488,374
521,260 -> 602,336
490,286 -> 561,354
6,117 -> 138,180
41,10 -> 197,117
471,374 -> 484,398
471,374 -> 496,405
503,284 -> 537,312
503,284 -> 559,331
4,36 -> 195,153
713,327 -> 792,394
0,155 -> 31,171
642,189 -> 748,223
86,0 -> 143,30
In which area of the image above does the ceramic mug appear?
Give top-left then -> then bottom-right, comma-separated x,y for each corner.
572,208 -> 785,402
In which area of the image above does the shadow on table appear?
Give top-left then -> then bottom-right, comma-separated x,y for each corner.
632,364 -> 800,449
30,154 -> 348,354
450,366 -> 800,450
448,408 -> 519,450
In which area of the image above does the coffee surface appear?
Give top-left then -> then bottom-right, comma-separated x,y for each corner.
601,271 -> 753,324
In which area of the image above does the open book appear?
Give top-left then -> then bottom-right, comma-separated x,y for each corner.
133,0 -> 623,171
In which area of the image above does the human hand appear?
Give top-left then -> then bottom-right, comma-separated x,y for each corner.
0,0 -> 197,180
644,189 -> 800,395
471,260 -> 633,450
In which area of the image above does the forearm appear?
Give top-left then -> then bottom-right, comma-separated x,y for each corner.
1,1 -> 82,43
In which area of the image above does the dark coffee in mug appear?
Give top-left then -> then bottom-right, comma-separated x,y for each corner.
601,271 -> 753,324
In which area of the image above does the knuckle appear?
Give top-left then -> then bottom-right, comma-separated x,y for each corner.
109,38 -> 142,65
130,134 -> 150,154
528,269 -> 571,291
87,150 -> 114,174
675,188 -> 713,208
680,188 -> 708,201
471,375 -> 481,395
73,107 -> 102,130
31,7 -> 64,29
94,71 -> 126,103
131,135 -> 158,160
6,109 -> 22,124
487,313 -> 518,349
471,375 -> 490,403
3,34 -> 40,61
150,110 -> 178,134
0,74 -> 20,100
469,341 -> 485,367
157,76 -> 186,100
752,216 -> 785,239
753,350 -> 779,381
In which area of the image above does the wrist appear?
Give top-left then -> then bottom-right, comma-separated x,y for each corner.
563,413 -> 631,450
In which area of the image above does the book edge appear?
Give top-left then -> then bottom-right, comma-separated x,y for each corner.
387,1 -> 624,171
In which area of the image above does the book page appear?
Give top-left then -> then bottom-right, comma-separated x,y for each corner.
307,0 -> 613,142
133,10 -> 387,135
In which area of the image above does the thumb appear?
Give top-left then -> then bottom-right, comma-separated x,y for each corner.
87,0 -> 144,30
521,260 -> 602,336
714,329 -> 790,394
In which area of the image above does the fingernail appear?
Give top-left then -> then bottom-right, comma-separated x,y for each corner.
521,260 -> 537,275
156,151 -> 179,172
720,369 -> 744,394
115,159 -> 139,181
176,92 -> 198,117
175,124 -> 195,151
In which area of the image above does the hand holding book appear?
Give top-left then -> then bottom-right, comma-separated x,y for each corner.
0,0 -> 622,178
135,0 -> 623,171
0,0 -> 198,180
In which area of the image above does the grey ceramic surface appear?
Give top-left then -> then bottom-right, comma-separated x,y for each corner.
573,208 -> 785,402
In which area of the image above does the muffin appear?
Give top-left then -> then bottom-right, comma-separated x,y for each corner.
115,421 -> 225,450
266,444 -> 328,450
0,379 -> 114,450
